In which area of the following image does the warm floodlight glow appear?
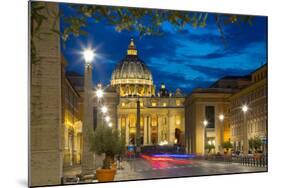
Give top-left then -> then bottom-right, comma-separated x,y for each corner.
96,89 -> 104,98
108,122 -> 113,127
203,120 -> 208,127
101,106 -> 108,114
219,114 -> 224,121
242,105 -> 248,113
159,140 -> 168,146
83,49 -> 95,63
105,116 -> 110,122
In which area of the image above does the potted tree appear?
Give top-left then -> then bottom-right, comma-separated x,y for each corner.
90,126 -> 125,182
221,141 -> 233,161
222,141 -> 233,154
205,143 -> 215,159
248,136 -> 262,159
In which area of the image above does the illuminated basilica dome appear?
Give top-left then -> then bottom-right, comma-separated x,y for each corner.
111,38 -> 155,96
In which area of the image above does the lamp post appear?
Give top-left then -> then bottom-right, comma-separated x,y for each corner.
81,48 -> 95,176
101,106 -> 108,114
108,122 -> 113,127
105,116 -> 110,123
95,84 -> 105,128
203,120 -> 208,155
219,114 -> 224,153
242,105 -> 248,155
96,88 -> 104,99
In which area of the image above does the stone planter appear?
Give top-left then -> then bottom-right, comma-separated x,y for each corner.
96,168 -> 116,182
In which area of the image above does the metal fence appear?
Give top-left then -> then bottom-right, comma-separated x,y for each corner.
203,154 -> 267,168
239,155 -> 267,167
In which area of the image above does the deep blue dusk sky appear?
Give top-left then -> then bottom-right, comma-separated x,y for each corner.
60,3 -> 267,94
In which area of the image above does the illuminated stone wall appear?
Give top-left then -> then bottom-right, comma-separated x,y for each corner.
62,71 -> 83,168
185,92 -> 232,155
229,64 -> 267,153
116,97 -> 185,146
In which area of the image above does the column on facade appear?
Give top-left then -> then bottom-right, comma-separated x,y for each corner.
215,105 -> 219,153
134,85 -> 137,95
181,112 -> 185,147
243,113 -> 248,154
157,115 -> 161,143
118,116 -> 121,133
72,130 -> 77,165
64,126 -> 69,166
169,114 -> 175,144
148,116 -> 151,144
136,100 -> 141,147
77,132 -> 82,164
167,111 -> 170,144
125,116 -> 130,145
143,115 -> 147,145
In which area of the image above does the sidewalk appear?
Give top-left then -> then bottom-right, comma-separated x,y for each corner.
114,160 -> 144,181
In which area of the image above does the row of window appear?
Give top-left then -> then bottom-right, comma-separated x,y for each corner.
120,99 -> 183,108
253,69 -> 267,83
64,83 -> 79,110
231,120 -> 266,136
231,86 -> 267,108
230,104 -> 267,125
64,82 -> 80,124
248,122 -> 266,133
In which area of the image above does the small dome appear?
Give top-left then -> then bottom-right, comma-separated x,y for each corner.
175,88 -> 183,96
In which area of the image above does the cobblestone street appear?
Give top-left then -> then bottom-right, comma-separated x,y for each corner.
114,157 -> 267,181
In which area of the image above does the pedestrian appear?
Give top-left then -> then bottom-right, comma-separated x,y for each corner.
176,145 -> 180,153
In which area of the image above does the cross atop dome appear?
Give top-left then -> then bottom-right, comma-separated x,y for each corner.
127,38 -> 138,55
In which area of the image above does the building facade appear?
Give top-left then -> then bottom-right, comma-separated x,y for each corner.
229,64 -> 268,154
61,58 -> 83,169
185,89 -> 232,155
185,64 -> 268,155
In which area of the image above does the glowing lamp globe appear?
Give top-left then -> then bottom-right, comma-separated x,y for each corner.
105,116 -> 110,122
219,114 -> 224,121
96,89 -> 104,98
83,49 -> 95,63
242,105 -> 248,113
203,120 -> 208,127
101,106 -> 108,114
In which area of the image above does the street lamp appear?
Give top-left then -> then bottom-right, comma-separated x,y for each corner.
105,116 -> 110,123
203,120 -> 208,155
203,120 -> 208,127
242,105 -> 248,113
242,104 -> 248,154
101,106 -> 108,114
83,48 -> 95,64
96,88 -> 104,99
81,47 -> 95,175
219,114 -> 224,121
219,113 -> 225,153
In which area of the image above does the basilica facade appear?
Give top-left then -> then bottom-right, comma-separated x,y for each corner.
93,39 -> 186,146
